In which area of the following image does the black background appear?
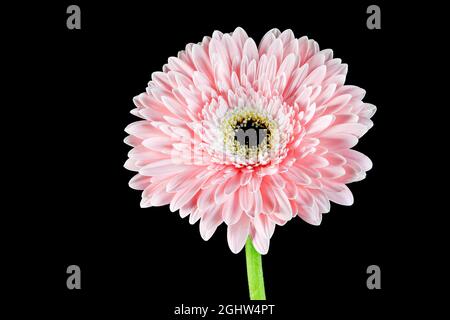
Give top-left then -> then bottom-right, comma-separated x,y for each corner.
7,0 -> 440,318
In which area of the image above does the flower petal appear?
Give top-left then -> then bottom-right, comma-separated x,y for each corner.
227,215 -> 250,254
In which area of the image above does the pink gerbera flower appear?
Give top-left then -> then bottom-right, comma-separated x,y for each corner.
125,27 -> 375,292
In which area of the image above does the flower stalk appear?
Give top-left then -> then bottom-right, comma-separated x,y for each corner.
245,238 -> 266,300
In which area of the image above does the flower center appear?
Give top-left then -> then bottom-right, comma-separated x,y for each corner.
221,109 -> 277,166
236,117 -> 269,147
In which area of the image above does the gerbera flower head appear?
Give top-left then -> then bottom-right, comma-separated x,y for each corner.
125,27 -> 376,254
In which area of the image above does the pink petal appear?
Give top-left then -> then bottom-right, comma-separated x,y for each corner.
253,214 -> 276,239
199,205 -> 223,241
261,184 -> 276,214
139,159 -> 187,176
227,214 -> 250,254
272,187 -> 293,221
340,149 -> 373,171
224,172 -> 241,195
287,167 -> 312,185
325,184 -> 354,206
129,174 -> 151,190
298,202 -> 322,225
240,171 -> 253,186
151,188 -> 173,207
239,185 -> 253,212
308,114 -> 334,134
191,44 -> 213,82
125,121 -> 158,139
320,166 -> 346,179
252,189 -> 263,217
222,193 -> 243,225
319,134 -> 358,150
251,232 -> 270,255
324,123 -> 368,138
169,179 -> 203,212
302,65 -> 327,87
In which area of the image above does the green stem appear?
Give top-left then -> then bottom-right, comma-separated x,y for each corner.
245,238 -> 266,300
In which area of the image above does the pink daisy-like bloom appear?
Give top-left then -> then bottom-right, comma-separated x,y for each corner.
125,27 -> 376,255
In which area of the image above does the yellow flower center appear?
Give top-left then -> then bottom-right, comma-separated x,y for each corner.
221,109 -> 277,164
